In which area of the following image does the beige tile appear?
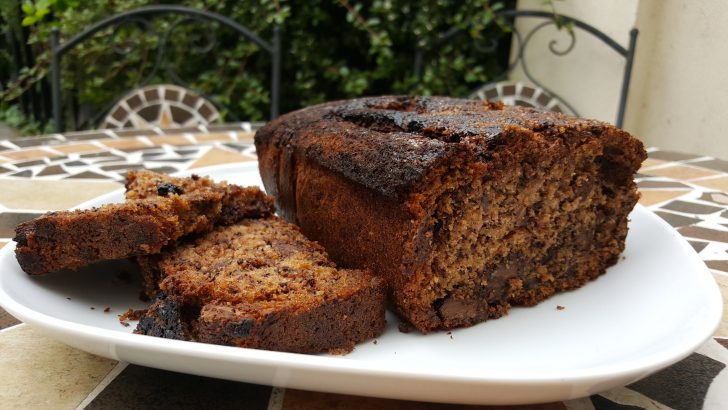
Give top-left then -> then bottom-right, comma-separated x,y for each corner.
98,138 -> 152,151
234,131 -> 256,143
713,273 -> 728,338
691,176 -> 728,192
49,143 -> 104,155
2,149 -> 53,162
639,158 -> 667,171
192,132 -> 234,143
0,179 -> 122,211
147,135 -> 194,147
0,324 -> 117,409
638,190 -> 688,206
189,147 -> 255,169
644,165 -> 720,181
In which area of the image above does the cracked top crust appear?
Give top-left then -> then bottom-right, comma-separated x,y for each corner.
254,95 -> 640,199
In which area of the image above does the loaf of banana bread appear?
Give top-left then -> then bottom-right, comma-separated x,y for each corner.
255,96 -> 647,333
135,217 -> 387,354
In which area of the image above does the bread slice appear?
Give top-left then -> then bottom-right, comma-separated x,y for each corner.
255,96 -> 647,333
14,171 -> 273,275
125,170 -> 273,222
136,217 -> 387,354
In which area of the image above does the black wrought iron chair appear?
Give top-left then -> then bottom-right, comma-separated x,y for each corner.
413,10 -> 637,128
50,5 -> 281,132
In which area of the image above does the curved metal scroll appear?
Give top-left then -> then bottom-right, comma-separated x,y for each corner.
50,5 -> 281,132
413,10 -> 638,128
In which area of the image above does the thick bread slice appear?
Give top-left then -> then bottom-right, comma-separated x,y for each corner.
136,217 -> 387,354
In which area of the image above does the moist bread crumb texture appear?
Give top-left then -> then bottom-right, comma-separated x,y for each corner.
125,169 -> 275,222
255,95 -> 647,333
136,218 -> 386,354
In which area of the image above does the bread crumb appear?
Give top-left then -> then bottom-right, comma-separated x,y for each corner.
89,306 -> 95,310
556,305 -> 565,311
373,340 -> 378,345
119,308 -> 145,321
398,320 -> 414,333
103,307 -> 111,313
328,347 -> 353,355
66,297 -> 71,300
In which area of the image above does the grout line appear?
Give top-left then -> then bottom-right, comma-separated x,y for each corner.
182,133 -> 197,144
0,140 -> 20,150
75,362 -> 129,410
136,136 -> 155,147
266,387 -> 286,410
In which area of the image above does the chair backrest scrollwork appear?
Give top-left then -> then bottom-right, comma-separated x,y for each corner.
413,10 -> 638,128
50,5 -> 281,132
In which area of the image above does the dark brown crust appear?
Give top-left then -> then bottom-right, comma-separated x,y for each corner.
255,95 -> 647,333
194,278 -> 385,354
137,281 -> 385,354
255,96 -> 643,200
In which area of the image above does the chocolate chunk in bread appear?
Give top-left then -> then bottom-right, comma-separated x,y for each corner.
255,95 -> 647,333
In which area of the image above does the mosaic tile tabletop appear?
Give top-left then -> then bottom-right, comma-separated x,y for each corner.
0,126 -> 727,410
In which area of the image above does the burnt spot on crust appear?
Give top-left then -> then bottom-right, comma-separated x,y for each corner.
157,183 -> 185,196
224,319 -> 254,338
256,96 -> 641,201
135,293 -> 198,340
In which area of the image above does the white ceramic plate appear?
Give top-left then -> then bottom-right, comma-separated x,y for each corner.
0,162 -> 723,405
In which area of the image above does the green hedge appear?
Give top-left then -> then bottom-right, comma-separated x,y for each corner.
1,0 -> 520,131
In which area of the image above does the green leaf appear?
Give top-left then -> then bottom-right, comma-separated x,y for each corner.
21,3 -> 34,15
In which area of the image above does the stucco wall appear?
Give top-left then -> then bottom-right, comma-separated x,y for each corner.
513,0 -> 728,159
626,0 -> 728,158
512,0 -> 639,124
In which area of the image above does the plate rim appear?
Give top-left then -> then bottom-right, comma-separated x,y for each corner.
0,162 -> 723,403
